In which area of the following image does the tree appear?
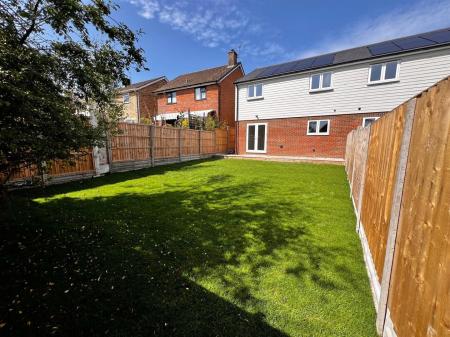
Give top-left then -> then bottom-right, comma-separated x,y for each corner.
0,0 -> 146,186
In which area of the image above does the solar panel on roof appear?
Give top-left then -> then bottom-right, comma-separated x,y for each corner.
258,65 -> 283,77
312,54 -> 335,67
420,30 -> 450,43
368,42 -> 402,56
291,58 -> 315,72
394,36 -> 436,50
275,61 -> 298,74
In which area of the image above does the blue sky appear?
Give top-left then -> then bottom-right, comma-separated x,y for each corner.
114,0 -> 450,83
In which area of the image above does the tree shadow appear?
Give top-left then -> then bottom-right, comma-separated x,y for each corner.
1,177 -> 306,336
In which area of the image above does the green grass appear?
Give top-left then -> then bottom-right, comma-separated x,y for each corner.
0,159 -> 377,337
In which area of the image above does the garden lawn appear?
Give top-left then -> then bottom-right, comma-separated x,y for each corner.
0,159 -> 377,337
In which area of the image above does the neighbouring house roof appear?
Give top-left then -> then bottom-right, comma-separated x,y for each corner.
118,76 -> 167,93
155,64 -> 243,93
236,27 -> 450,84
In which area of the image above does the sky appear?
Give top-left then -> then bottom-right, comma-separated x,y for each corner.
113,0 -> 450,83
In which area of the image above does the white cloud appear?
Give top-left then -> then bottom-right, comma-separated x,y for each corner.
298,0 -> 450,58
130,0 -> 159,19
127,0 -> 284,59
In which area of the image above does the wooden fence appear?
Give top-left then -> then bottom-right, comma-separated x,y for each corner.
6,152 -> 95,185
5,124 -> 233,186
345,77 -> 450,337
109,124 -> 232,172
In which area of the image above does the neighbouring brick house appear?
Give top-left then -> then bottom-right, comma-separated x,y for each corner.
154,50 -> 244,127
116,76 -> 167,123
235,27 -> 450,161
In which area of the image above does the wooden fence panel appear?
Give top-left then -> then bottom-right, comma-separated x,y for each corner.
111,123 -> 150,162
154,126 -> 178,159
349,127 -> 371,211
359,105 -> 407,281
387,80 -> 450,337
49,154 -> 94,175
228,128 -> 235,153
346,131 -> 356,181
200,131 -> 215,154
7,152 -> 94,182
181,129 -> 200,156
215,129 -> 228,153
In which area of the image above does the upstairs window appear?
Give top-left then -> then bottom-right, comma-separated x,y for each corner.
248,83 -> 263,99
307,119 -> 330,135
310,72 -> 332,92
123,93 -> 130,104
195,87 -> 206,100
167,92 -> 177,104
368,61 -> 400,84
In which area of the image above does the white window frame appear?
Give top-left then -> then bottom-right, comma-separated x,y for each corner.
368,60 -> 400,85
307,119 -> 330,136
167,92 -> 177,104
246,123 -> 268,153
309,72 -> 333,92
195,87 -> 206,100
362,116 -> 380,127
247,83 -> 263,100
123,93 -> 130,104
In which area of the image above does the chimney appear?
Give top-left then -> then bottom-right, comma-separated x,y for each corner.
228,49 -> 237,67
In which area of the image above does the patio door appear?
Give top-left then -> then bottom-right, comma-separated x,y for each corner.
246,123 -> 267,153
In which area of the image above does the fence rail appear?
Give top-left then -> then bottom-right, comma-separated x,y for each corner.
345,77 -> 450,337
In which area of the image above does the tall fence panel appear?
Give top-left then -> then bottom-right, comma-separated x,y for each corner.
344,77 -> 450,337
387,80 -> 450,337
360,105 -> 407,282
111,123 -> 150,162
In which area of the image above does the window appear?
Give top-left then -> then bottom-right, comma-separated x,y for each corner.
246,123 -> 267,153
123,93 -> 130,104
310,72 -> 333,91
195,87 -> 206,100
248,83 -> 263,99
167,92 -> 176,104
362,117 -> 379,127
307,119 -> 330,135
368,61 -> 400,84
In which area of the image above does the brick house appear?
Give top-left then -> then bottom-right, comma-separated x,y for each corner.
154,50 -> 244,127
116,76 -> 167,123
235,27 -> 450,161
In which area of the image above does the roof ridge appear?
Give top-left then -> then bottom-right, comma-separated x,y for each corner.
171,64 -> 229,79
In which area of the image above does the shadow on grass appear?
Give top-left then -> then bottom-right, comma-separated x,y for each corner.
16,158 -> 222,198
1,174 -> 305,337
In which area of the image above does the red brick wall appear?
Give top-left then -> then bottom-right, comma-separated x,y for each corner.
157,85 -> 219,115
218,66 -> 244,127
236,113 -> 385,159
138,79 -> 167,120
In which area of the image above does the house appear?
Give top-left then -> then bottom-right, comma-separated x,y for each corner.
154,50 -> 244,127
234,27 -> 450,161
116,76 -> 168,123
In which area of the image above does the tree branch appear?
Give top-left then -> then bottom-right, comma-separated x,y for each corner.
18,0 -> 42,45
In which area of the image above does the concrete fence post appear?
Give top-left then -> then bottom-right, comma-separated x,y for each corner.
376,98 -> 416,335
